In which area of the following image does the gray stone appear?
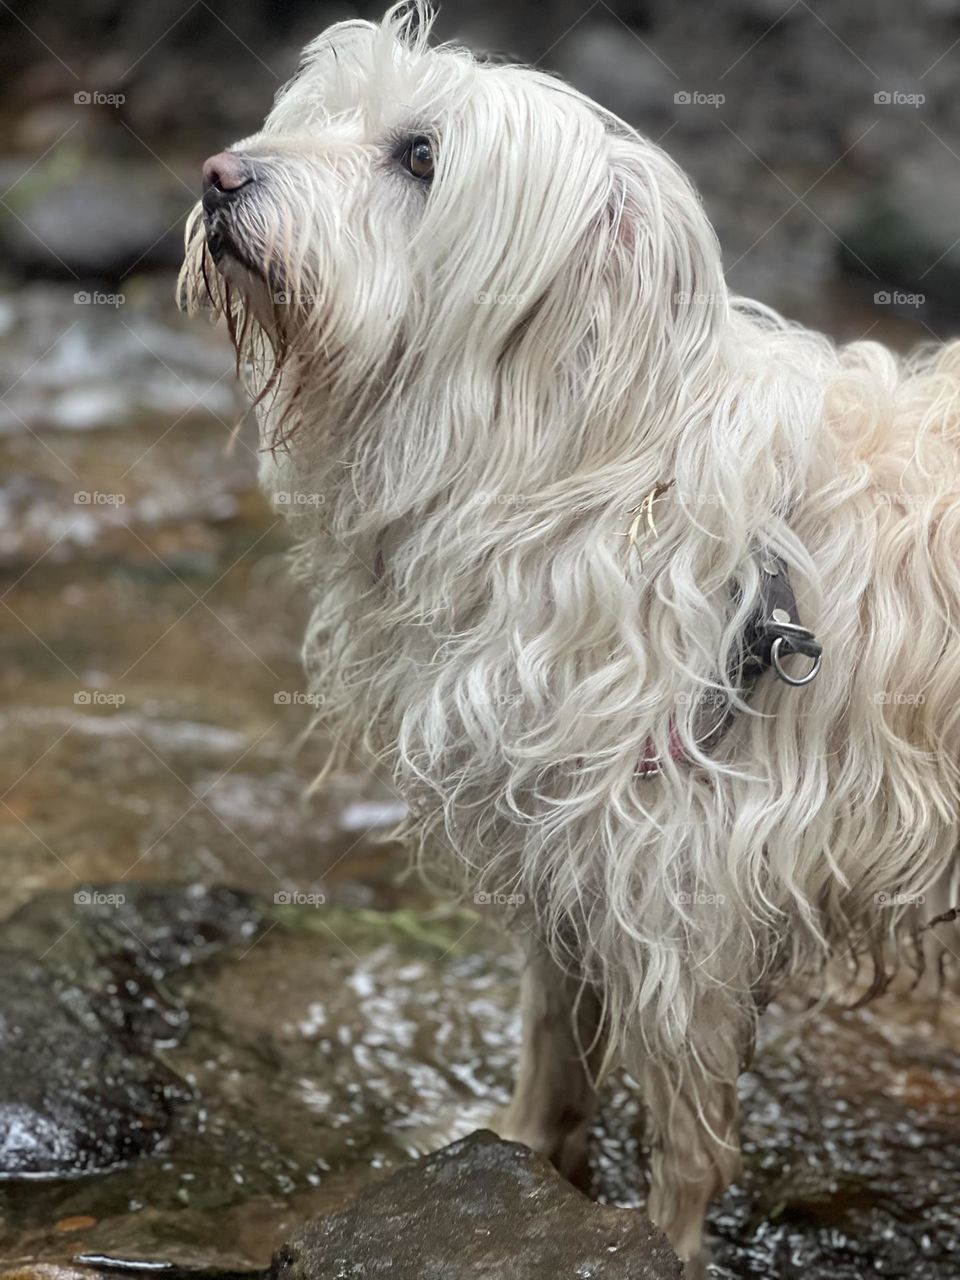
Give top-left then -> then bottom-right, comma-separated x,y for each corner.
272,1130 -> 682,1280
0,165 -> 192,281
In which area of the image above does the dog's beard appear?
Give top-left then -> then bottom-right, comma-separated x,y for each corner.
204,203 -> 264,283
180,195 -> 348,453
183,201 -> 273,331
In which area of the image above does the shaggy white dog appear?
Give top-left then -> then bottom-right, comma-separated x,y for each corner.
180,3 -> 960,1270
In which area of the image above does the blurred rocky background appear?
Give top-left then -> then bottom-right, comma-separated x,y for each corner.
2,4 -> 960,1280
2,0 -> 960,332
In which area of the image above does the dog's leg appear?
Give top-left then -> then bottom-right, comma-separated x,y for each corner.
496,939 -> 605,1186
637,1024 -> 744,1278
918,861 -> 960,997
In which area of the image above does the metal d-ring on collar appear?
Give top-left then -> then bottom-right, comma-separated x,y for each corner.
749,558 -> 823,688
771,628 -> 823,686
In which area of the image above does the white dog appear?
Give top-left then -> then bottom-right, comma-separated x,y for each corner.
180,4 -> 960,1270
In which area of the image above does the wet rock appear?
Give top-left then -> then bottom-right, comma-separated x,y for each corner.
0,886 -> 958,1277
0,165 -> 191,281
0,957 -> 181,1176
0,897 -> 521,1269
273,1130 -> 682,1280
0,1268 -> 94,1280
0,884 -> 262,1176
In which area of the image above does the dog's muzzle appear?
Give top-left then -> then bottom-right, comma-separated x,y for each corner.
201,151 -> 259,271
202,151 -> 255,206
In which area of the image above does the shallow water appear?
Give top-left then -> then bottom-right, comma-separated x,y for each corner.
1,280 -> 958,1279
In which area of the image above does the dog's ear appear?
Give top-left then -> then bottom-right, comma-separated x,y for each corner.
469,132 -> 730,480
596,136 -> 728,386
489,135 -> 727,462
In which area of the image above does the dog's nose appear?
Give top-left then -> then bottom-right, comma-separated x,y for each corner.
202,151 -> 254,194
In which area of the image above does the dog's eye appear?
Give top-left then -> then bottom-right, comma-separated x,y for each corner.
403,136 -> 434,181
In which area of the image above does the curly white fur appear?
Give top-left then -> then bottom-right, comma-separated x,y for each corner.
179,3 -> 960,1263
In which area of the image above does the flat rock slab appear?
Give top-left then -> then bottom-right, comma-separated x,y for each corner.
272,1130 -> 681,1280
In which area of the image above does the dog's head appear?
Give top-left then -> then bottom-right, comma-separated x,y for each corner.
180,2 -> 727,476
